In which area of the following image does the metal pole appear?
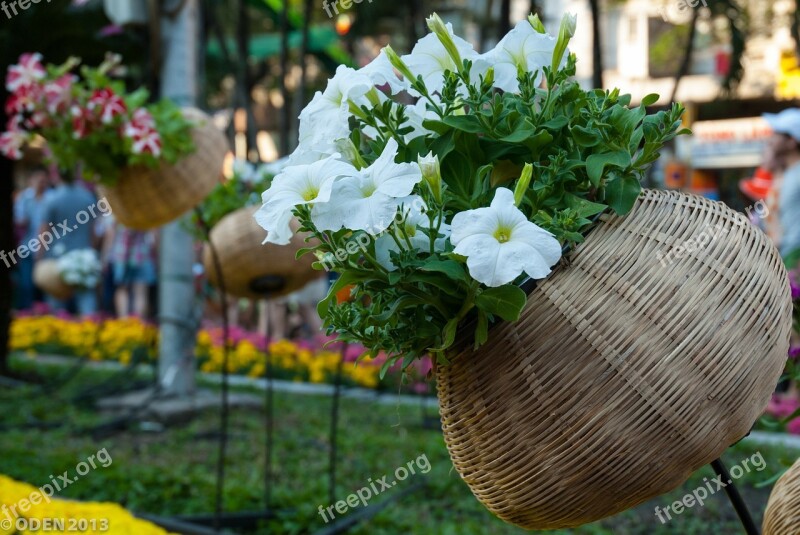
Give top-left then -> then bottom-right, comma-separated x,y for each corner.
710,458 -> 760,535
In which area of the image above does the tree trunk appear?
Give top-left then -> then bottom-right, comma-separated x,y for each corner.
295,0 -> 313,125
157,0 -> 200,397
499,0 -> 511,40
0,88 -> 11,376
279,0 -> 291,156
589,0 -> 603,88
670,8 -> 699,103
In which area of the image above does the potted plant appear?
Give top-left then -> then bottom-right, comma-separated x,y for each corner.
253,13 -> 792,529
33,248 -> 101,301
194,160 -> 321,300
1,53 -> 228,230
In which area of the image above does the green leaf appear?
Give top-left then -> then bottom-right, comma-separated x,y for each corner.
475,285 -> 527,322
604,175 -> 642,215
442,115 -> 485,134
586,150 -> 632,187
317,273 -> 362,318
474,310 -> 489,348
419,259 -> 468,282
571,125 -> 600,147
641,93 -> 660,107
563,193 -> 608,218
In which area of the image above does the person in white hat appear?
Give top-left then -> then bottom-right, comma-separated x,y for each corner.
763,109 -> 800,267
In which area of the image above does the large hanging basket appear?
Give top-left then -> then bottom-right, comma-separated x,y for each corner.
202,206 -> 321,300
99,108 -> 228,231
437,189 -> 792,530
763,457 -> 800,534
33,260 -> 74,301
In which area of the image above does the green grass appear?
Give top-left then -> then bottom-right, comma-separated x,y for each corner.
1,356 -> 798,534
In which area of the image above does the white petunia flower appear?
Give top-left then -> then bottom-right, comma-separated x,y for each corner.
296,65 -> 373,149
450,188 -> 562,287
375,197 -> 451,271
359,50 -> 409,95
483,20 -> 557,93
311,139 -> 423,235
401,23 -> 480,94
254,155 -> 358,245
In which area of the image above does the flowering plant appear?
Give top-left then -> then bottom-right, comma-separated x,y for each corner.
190,158 -> 275,240
57,248 -> 102,289
255,13 -> 688,373
0,53 -> 194,184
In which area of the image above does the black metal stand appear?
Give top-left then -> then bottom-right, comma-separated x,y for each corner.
264,316 -> 275,510
711,458 -> 760,535
328,343 -> 347,506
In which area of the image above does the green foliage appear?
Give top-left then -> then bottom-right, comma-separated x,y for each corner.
189,162 -> 273,241
308,52 -> 687,370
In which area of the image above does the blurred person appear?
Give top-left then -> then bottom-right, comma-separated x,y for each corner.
763,109 -> 800,268
12,165 -> 51,310
108,223 -> 157,318
259,276 -> 328,340
38,172 -> 99,316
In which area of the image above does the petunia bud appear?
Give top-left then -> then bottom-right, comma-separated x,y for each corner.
384,45 -> 416,83
552,13 -> 577,72
335,138 -> 367,169
419,151 -> 442,203
426,13 -> 463,71
528,13 -> 546,34
514,163 -> 534,207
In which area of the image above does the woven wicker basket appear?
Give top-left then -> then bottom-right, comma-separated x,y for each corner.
202,207 -> 320,300
33,259 -> 74,301
437,189 -> 792,530
99,108 -> 228,231
763,457 -> 800,534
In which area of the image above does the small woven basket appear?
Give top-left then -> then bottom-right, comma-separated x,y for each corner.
763,457 -> 800,534
437,189 -> 792,530
33,259 -> 74,301
99,108 -> 228,230
202,207 -> 320,300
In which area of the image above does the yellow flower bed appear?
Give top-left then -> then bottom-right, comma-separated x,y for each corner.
11,316 -> 384,389
0,475 -> 173,534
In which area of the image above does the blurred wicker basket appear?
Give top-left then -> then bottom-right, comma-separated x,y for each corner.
437,189 -> 792,530
99,108 -> 228,231
33,259 -> 74,301
763,457 -> 800,534
202,206 -> 320,300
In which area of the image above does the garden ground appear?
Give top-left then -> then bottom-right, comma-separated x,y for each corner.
1,356 -> 797,535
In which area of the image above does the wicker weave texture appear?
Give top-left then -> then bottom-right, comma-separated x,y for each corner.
33,259 -> 73,301
764,457 -> 800,534
437,189 -> 792,530
99,108 -> 228,230
203,207 -> 320,300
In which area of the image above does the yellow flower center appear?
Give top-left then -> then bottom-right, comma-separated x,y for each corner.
301,186 -> 319,202
494,225 -> 512,243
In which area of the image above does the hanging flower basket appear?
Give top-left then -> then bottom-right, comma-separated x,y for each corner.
244,11 -> 788,530
763,457 -> 800,534
33,260 -> 74,301
203,207 -> 320,300
1,54 -> 227,230
33,249 -> 102,301
99,108 -> 228,230
437,189 -> 791,529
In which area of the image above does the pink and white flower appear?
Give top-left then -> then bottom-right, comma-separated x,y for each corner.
123,108 -> 156,139
6,53 -> 45,92
71,104 -> 94,139
87,88 -> 127,124
0,118 -> 28,160
131,129 -> 162,157
43,74 -> 75,114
